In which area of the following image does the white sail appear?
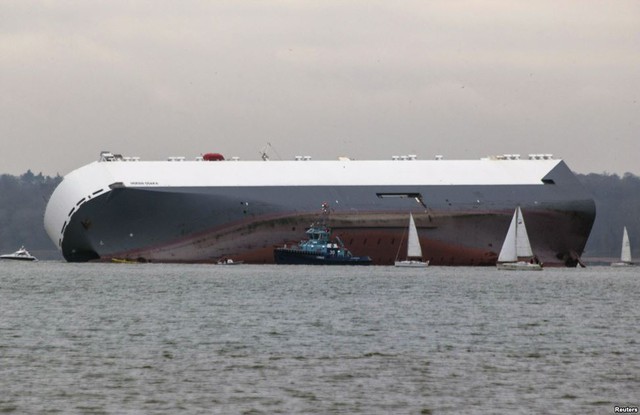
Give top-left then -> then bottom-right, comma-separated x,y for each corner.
407,213 -> 422,258
498,209 -> 517,262
395,213 -> 429,267
515,207 -> 534,258
498,207 -> 533,262
621,226 -> 632,263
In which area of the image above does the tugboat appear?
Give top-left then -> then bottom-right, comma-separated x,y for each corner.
0,246 -> 37,261
274,225 -> 372,265
274,202 -> 372,265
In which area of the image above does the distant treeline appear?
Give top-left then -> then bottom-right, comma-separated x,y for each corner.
0,171 -> 62,259
0,170 -> 637,260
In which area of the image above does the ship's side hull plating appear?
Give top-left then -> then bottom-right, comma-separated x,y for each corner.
47,158 -> 595,266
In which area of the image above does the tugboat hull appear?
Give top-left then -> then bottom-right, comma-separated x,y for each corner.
274,248 -> 372,265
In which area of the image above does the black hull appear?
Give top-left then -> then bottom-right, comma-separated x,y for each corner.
274,248 -> 372,265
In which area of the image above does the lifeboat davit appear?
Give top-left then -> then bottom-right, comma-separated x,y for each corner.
203,153 -> 225,161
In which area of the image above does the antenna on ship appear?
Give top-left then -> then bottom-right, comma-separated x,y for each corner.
259,142 -> 282,161
319,201 -> 330,226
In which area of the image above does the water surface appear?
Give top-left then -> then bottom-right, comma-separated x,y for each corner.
1,262 -> 638,414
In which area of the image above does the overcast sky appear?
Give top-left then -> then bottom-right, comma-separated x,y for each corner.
1,1 -> 638,176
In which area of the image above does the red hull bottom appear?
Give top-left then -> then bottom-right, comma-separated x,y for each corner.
98,210 -> 591,267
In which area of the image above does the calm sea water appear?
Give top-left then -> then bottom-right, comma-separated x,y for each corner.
0,262 -> 638,414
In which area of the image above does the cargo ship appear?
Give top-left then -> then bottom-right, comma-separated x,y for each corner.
44,151 -> 595,266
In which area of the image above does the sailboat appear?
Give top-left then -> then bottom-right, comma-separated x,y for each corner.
611,226 -> 634,267
496,207 -> 542,271
395,213 -> 429,268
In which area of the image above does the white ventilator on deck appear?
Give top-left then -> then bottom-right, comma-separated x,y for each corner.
498,207 -> 534,262
621,226 -> 632,263
406,213 -> 423,259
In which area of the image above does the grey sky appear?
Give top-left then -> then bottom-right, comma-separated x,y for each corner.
1,1 -> 638,176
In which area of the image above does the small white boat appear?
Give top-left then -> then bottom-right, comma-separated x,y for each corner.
611,226 -> 634,267
217,258 -> 244,265
395,213 -> 429,268
496,207 -> 542,271
0,246 -> 37,261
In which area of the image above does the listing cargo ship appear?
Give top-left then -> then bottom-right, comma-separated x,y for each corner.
44,151 -> 596,266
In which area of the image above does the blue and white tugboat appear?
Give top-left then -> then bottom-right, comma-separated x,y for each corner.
274,203 -> 372,265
